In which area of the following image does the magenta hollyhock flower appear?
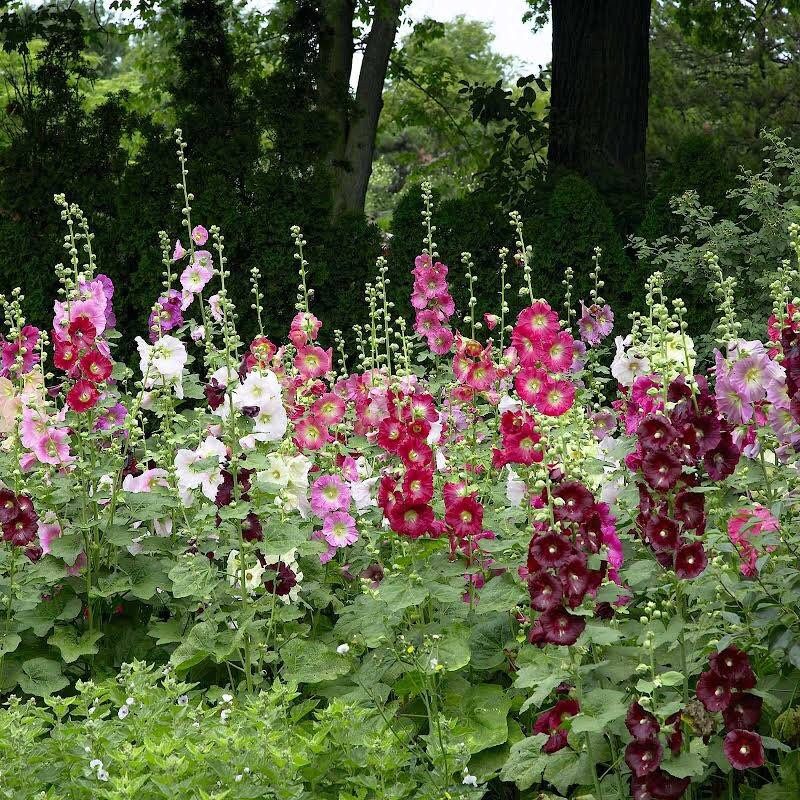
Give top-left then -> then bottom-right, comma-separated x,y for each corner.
527,570 -> 564,611
427,326 -> 454,355
538,330 -> 574,372
322,511 -> 358,548
66,379 -> 100,413
310,474 -> 351,517
294,345 -> 332,380
723,729 -> 765,770
537,606 -> 586,645
445,495 -> 484,538
387,500 -> 434,538
515,366 -> 547,405
626,702 -> 660,741
727,505 -> 779,577
293,417 -> 330,451
402,466 -> 434,505
696,669 -> 732,712
535,377 -> 575,417
1,325 -> 40,377
625,738 -> 663,778
723,693 -> 763,731
673,540 -> 708,579
31,427 -> 73,466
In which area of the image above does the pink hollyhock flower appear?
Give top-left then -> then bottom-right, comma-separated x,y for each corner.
95,403 -> 127,431
715,376 -> 754,425
312,392 -> 346,426
180,257 -> 213,294
311,474 -> 351,516
289,312 -> 322,348
727,505 -> 778,576
427,326 -> 454,355
484,313 -> 499,330
729,354 -> 783,403
294,345 -> 332,380
172,239 -> 186,260
54,298 -> 106,340
538,330 -> 574,372
208,293 -> 224,323
322,511 -> 358,548
414,308 -> 441,336
535,377 -> 575,416
294,416 -> 329,451
590,409 -> 617,439
32,427 -> 74,466
20,406 -> 50,450
122,468 -> 169,493
37,517 -> 62,554
1,325 -> 40,377
191,225 -> 209,246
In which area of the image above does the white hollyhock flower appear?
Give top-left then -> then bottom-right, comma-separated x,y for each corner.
505,467 -> 526,506
233,370 -> 281,412
610,335 -> 650,387
136,335 -> 187,398
251,397 -> 288,441
351,477 -> 378,511
174,435 -> 227,502
227,550 -> 265,593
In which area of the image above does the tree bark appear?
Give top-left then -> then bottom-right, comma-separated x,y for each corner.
332,0 -> 402,217
548,0 -> 651,224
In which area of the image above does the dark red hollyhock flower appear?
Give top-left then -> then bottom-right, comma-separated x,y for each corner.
24,542 -> 42,563
67,316 -> 96,349
723,729 -> 765,770
625,738 -> 663,777
645,515 -> 681,552
552,480 -> 593,523
626,702 -> 660,741
402,466 -> 434,505
674,489 -> 705,532
377,418 -> 405,453
16,495 -> 34,516
204,378 -> 226,411
642,450 -> 682,491
388,501 -> 434,538
79,350 -> 113,383
531,531 -> 574,568
559,556 -> 591,606
528,616 -> 547,647
703,431 -> 740,481
645,770 -> 691,799
638,483 -> 655,516
445,495 -> 484,538
0,488 -> 18,524
528,570 -> 564,611
668,376 -> 693,402
398,438 -> 433,469
241,512 -> 263,542
54,339 -> 79,372
66,379 -> 100,412
674,541 -> 708,579
538,607 -> 586,646
631,776 -> 655,800
665,712 -> 683,755
687,415 -> 722,457
595,601 -> 615,620
637,414 -> 678,450
2,507 -> 38,546
262,560 -> 299,598
533,698 -> 579,754
709,646 -> 757,690
696,669 -> 733,712
723,692 -> 763,731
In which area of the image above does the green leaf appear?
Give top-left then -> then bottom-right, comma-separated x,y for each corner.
47,532 -> 83,565
518,673 -> 567,714
47,627 -> 103,664
431,626 -> 471,671
571,688 -> 627,734
475,573 -> 526,614
16,592 -> 82,636
500,733 -> 549,790
18,658 -> 68,697
580,621 -> 623,646
170,621 -> 240,672
168,557 -> 219,599
376,575 -> 428,610
0,631 -> 21,655
280,639 -> 352,684
469,613 -> 516,670
758,751 -> 800,799
662,749 -> 705,779
543,748 -> 594,795
445,681 -> 512,754
659,670 -> 685,687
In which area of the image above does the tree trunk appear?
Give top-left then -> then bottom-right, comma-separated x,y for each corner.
548,0 -> 651,225
332,0 -> 402,217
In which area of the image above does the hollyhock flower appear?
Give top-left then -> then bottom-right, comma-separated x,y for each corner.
180,258 -> 213,294
552,480 -> 593,523
191,225 -> 209,246
626,702 -> 660,741
122,468 -> 168,493
729,354 -> 783,403
227,550 -> 265,593
645,515 -> 680,552
310,475 -> 351,516
445,495 -> 484,538
136,335 -> 187,398
174,435 -> 227,502
32,427 -> 73,466
559,556 -> 591,605
241,513 -> 263,543
590,409 -> 617,439
233,370 -> 281,412
611,336 -> 650,386
0,489 -> 18,524
1,325 -> 40,376
644,770 -> 690,799
727,505 -> 779,578
637,414 -> 678,450
312,393 -> 346,426
723,729 -> 765,770
427,326 -> 454,355
172,240 -> 186,260
696,669 -> 732,712
715,376 -> 754,425
517,301 -> 559,337
148,291 -> 183,340
322,511 -> 358,548
295,345 -> 332,380
674,489 -> 705,531
642,450 -> 682,491
388,500 -> 434,538
723,692 -> 763,731
288,312 -> 322,348
66,379 -> 100,412
535,378 -> 575,417
515,367 -> 547,405
528,570 -> 564,611
506,468 -> 526,506
673,541 -> 707,579
208,293 -> 224,322
531,532 -> 573,568
538,606 -> 586,645
398,438 -> 433,468
709,646 -> 757,689
537,330 -> 574,372
532,698 -> 579,754
484,313 -> 499,330
626,738 -> 663,778
403,466 -> 434,505
293,417 -> 329,451
79,351 -> 112,383
703,432 -> 740,481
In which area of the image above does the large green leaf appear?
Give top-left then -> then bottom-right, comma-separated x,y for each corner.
168,557 -> 219,599
570,688 -> 627,734
18,658 -> 68,697
500,733 -> 550,790
16,592 -> 82,636
170,621 -> 241,672
445,680 -> 512,754
47,627 -> 103,664
469,613 -> 516,670
0,630 -> 21,655
280,638 -> 352,684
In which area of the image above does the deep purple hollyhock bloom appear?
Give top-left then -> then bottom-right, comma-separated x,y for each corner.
674,541 -> 708,579
637,414 -> 678,450
626,702 -> 660,741
723,729 -> 765,770
674,489 -> 705,531
645,770 -> 691,799
533,698 -> 579,754
531,531 -> 574,568
559,556 -> 591,605
528,617 -> 547,647
625,738 -> 663,778
642,450 -> 682,491
0,488 -> 18,524
2,507 -> 38,546
665,712 -> 683,755
538,607 -> 586,646
551,480 -> 594,523
703,431 -> 740,481
262,560 -> 299,598
709,646 -> 757,689
645,515 -> 680,552
696,669 -> 732,712
723,692 -> 763,731
204,377 -> 226,411
241,512 -> 263,543
528,570 -> 564,611
687,414 -> 722,456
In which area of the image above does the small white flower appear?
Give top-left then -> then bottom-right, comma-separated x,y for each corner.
222,693 -> 233,704
336,643 -> 350,655
97,769 -> 110,782
220,709 -> 231,722
462,774 -> 478,787
117,705 -> 129,720
177,695 -> 189,706
89,759 -> 103,770
429,657 -> 439,670
234,775 -> 243,783
126,697 -> 135,706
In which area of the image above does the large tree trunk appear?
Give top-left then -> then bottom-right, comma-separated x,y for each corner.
331,0 -> 402,217
548,0 -> 651,225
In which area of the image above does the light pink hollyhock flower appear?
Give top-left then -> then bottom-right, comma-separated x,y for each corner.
191,225 -> 209,246
32,427 -> 74,466
1,325 -> 40,377
289,312 -> 322,348
294,345 -> 332,380
53,297 -> 107,341
0,377 -> 19,433
208,293 -> 224,323
729,354 -> 783,403
322,511 -> 358,548
172,240 -> 187,261
311,474 -> 351,516
180,261 -> 211,295
311,392 -> 346,426
312,530 -> 338,564
728,505 -> 779,576
484,313 -> 500,331
191,325 -> 205,342
122,468 -> 169,493
38,518 -> 62,554
293,417 -> 329,451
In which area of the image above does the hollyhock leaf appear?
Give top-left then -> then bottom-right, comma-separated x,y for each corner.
661,748 -> 705,779
445,681 -> 513,754
47,627 -> 103,664
170,622 -> 241,672
474,572 -> 527,614
543,748 -> 595,795
18,657 -> 68,697
47,531 -> 83,565
0,631 -> 20,655
431,626 -> 471,672
760,736 -> 792,752
580,621 -> 623,646
168,558 -> 219,599
281,639 -> 352,684
147,619 -> 184,646
500,733 -> 550,789
659,671 -> 685,687
469,614 -> 516,670
334,595 -> 395,648
16,592 -> 82,636
625,559 -> 659,587
571,688 -> 627,734
377,576 -> 429,610
518,674 -> 568,714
